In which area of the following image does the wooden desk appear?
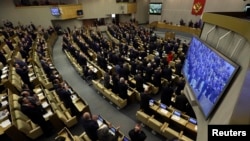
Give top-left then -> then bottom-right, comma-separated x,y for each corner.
186,122 -> 197,133
56,127 -> 74,141
151,22 -> 201,36
157,108 -> 172,118
150,104 -> 159,111
0,118 -> 11,135
170,115 -> 188,129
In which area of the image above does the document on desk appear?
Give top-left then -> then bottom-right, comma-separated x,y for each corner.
2,69 -> 8,74
0,110 -> 9,120
171,115 -> 181,121
107,65 -> 112,70
1,100 -> 8,107
34,88 -> 42,93
71,94 -> 78,101
28,72 -> 35,77
195,125 -> 198,131
93,68 -> 98,73
37,93 -> 45,100
159,108 -> 169,115
43,109 -> 53,119
1,74 -> 8,79
42,101 -> 49,108
0,119 -> 11,128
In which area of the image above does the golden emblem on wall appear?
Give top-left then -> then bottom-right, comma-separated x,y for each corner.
193,2 -> 202,14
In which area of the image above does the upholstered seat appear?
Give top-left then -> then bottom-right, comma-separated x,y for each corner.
161,122 -> 181,139
15,119 -> 43,139
79,132 -> 91,141
110,93 -> 127,109
147,115 -> 163,134
136,110 -> 150,125
72,98 -> 86,113
14,110 -> 30,121
13,100 -> 21,110
55,109 -> 78,128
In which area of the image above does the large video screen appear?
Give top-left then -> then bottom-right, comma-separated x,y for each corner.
149,3 -> 162,15
182,36 -> 239,119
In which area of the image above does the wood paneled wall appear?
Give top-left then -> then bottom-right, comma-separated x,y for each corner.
58,4 -> 83,20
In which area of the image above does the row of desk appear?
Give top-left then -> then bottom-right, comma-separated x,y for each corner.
148,99 -> 197,140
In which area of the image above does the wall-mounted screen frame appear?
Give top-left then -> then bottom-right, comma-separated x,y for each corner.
182,36 -> 240,119
149,3 -> 162,15
50,7 -> 61,16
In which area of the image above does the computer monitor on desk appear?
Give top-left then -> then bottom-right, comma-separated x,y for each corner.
123,136 -> 130,141
189,117 -> 197,125
109,127 -> 116,136
173,110 -> 181,117
160,103 -> 167,109
149,99 -> 154,106
97,115 -> 104,126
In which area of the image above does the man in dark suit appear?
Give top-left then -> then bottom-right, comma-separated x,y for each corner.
18,97 -> 52,136
14,59 -> 34,90
128,123 -> 147,141
118,77 -> 129,100
56,84 -> 78,116
134,73 -> 144,93
140,87 -> 153,115
160,82 -> 174,107
81,112 -> 99,141
174,94 -> 188,112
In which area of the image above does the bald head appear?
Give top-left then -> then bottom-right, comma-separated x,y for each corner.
83,112 -> 91,120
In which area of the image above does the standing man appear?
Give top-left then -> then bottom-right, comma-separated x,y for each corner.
129,123 -> 147,141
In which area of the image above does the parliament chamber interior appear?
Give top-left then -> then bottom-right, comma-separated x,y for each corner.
0,0 -> 250,141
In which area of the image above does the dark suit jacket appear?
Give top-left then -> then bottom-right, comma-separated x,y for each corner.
20,104 -> 47,126
134,74 -> 144,93
118,82 -> 128,99
81,119 -> 99,141
140,92 -> 152,114
129,129 -> 147,141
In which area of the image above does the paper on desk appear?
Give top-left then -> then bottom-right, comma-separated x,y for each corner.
0,119 -> 11,128
37,93 -> 45,100
171,115 -> 181,121
159,108 -> 168,115
195,125 -> 198,131
1,100 -> 8,107
42,101 -> 49,108
71,95 -> 78,101
1,74 -> 8,79
43,109 -> 53,119
34,88 -> 42,93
